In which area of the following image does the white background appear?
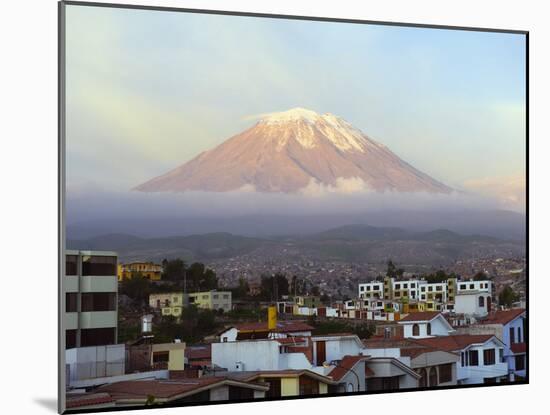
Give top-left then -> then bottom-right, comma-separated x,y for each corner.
0,0 -> 545,413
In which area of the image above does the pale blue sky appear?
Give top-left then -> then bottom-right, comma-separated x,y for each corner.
65,4 -> 526,194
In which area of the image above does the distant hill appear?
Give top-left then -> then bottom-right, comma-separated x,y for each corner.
68,232 -> 267,262
67,225 -> 525,265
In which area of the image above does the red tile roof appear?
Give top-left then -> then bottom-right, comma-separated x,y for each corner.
96,377 -> 267,402
235,321 -> 314,333
66,393 -> 114,409
410,334 -> 495,352
479,309 -> 525,325
97,378 -> 222,400
276,337 -> 306,344
329,355 -> 366,381
399,312 -> 441,322
511,342 -> 527,354
363,338 -> 413,348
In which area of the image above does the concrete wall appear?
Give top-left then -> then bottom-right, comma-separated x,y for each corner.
66,344 -> 125,382
312,337 -> 362,364
455,292 -> 491,316
212,341 -> 281,371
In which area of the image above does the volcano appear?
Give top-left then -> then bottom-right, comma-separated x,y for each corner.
135,108 -> 452,194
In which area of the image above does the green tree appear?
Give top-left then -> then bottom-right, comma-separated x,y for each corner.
260,273 -> 289,301
473,271 -> 488,281
386,260 -> 397,278
119,273 -> 152,306
187,262 -> 218,291
162,259 -> 187,286
499,285 -> 519,307
232,276 -> 249,299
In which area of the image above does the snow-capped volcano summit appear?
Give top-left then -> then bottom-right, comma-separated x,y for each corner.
135,108 -> 452,194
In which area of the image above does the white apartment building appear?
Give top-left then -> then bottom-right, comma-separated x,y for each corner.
64,250 -> 118,349
358,278 -> 492,306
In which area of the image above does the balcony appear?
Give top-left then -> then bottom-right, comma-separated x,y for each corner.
79,311 -> 117,329
80,276 -> 117,293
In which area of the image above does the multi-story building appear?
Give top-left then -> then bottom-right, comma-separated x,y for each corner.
359,277 -> 492,312
190,291 -> 232,312
64,250 -> 118,349
118,262 -> 162,281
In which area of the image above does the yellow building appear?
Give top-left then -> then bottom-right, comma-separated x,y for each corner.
189,291 -> 232,312
151,342 -> 187,370
149,292 -> 185,317
118,262 -> 162,281
243,370 -> 331,397
404,302 -> 427,313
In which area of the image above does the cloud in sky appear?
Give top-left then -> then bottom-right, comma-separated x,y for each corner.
463,173 -> 526,212
64,4 -> 526,196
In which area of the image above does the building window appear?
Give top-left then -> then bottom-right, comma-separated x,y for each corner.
469,350 -> 479,366
510,327 -> 516,344
515,355 -> 525,371
483,349 -> 496,365
80,328 -> 116,347
81,293 -> 116,312
66,255 -> 78,276
499,349 -> 504,363
461,352 -> 465,367
412,324 -> 420,336
438,363 -> 452,383
517,327 -> 522,343
426,323 -> 432,336
82,255 -> 117,276
66,329 -> 77,349
478,296 -> 485,307
152,351 -> 169,365
66,293 -> 78,313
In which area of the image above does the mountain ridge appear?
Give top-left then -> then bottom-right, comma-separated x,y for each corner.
67,224 -> 524,265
